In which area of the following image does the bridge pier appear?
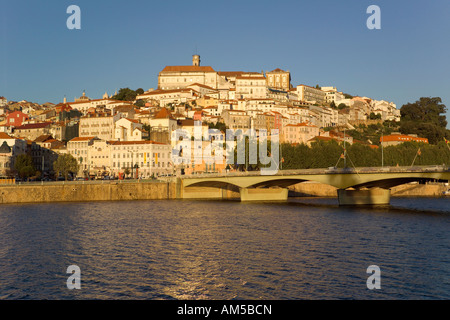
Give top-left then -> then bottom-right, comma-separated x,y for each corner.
240,188 -> 289,202
337,188 -> 391,206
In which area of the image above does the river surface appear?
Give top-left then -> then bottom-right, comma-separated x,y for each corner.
0,197 -> 448,300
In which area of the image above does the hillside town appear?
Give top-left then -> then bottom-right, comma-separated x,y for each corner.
0,55 -> 429,180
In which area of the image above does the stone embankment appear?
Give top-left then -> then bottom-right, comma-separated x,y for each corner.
0,181 -> 447,205
0,181 -> 177,204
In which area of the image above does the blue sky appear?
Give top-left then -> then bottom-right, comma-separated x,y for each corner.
1,0 -> 449,126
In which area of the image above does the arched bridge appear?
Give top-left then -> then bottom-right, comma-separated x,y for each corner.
179,166 -> 450,205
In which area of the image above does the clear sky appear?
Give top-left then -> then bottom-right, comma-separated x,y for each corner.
1,0 -> 449,126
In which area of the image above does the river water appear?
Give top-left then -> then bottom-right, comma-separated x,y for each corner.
0,197 -> 448,300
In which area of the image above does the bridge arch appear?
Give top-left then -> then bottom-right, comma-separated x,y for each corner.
183,180 -> 241,193
248,178 -> 313,189
350,176 -> 446,189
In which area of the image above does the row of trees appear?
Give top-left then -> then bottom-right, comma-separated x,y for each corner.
14,153 -> 79,181
280,140 -> 450,169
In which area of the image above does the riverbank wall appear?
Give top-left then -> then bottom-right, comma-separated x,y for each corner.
0,181 -> 447,205
0,182 -> 178,204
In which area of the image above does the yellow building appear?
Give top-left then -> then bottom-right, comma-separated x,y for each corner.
282,123 -> 319,144
296,84 -> 326,105
158,55 -> 218,90
266,68 -> 291,90
79,113 -> 120,141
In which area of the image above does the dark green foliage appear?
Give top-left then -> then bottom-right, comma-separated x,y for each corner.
14,154 -> 36,179
399,97 -> 448,144
112,88 -> 144,102
53,154 -> 79,180
280,140 -> 450,169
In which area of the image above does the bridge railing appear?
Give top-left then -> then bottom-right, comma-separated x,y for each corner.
178,165 -> 449,179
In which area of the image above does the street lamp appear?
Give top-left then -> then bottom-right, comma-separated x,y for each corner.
134,163 -> 139,179
126,149 -> 135,179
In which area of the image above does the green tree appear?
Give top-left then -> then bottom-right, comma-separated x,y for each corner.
14,154 -> 36,180
135,99 -> 145,108
53,154 -> 79,180
369,112 -> 381,120
112,88 -> 138,101
208,121 -> 228,133
399,97 -> 448,144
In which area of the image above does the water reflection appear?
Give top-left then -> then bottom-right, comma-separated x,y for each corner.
0,198 -> 448,299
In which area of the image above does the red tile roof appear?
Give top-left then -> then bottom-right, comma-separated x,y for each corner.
153,107 -> 174,120
109,140 -> 167,146
0,132 -> 15,139
14,122 -> 52,130
69,136 -> 97,142
380,134 -> 428,143
161,66 -> 215,73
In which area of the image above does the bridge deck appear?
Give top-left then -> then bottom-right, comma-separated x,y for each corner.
181,165 -> 449,179
179,165 -> 450,190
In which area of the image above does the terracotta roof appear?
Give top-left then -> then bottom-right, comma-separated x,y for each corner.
68,98 -> 126,105
33,134 -> 54,143
188,83 -> 216,90
160,65 -> 215,73
69,136 -> 97,142
138,88 -> 195,96
0,132 -> 15,139
380,134 -> 428,143
285,123 -> 317,128
217,71 -> 246,77
14,122 -> 52,130
109,140 -> 167,146
153,107 -> 174,120
236,75 -> 266,80
268,68 -> 287,73
178,119 -> 208,127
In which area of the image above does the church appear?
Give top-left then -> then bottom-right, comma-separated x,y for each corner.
158,55 -> 219,90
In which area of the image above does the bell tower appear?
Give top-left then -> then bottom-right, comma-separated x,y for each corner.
192,54 -> 200,66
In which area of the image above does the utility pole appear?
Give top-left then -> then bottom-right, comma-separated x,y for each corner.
381,128 -> 384,167
344,128 -> 347,168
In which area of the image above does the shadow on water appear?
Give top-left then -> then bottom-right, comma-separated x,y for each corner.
218,196 -> 450,217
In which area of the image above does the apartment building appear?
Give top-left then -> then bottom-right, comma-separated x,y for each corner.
109,140 -> 171,178
282,123 -> 319,145
266,68 -> 291,91
297,85 -> 326,105
235,73 -> 267,99
67,136 -> 99,176
79,113 -> 120,141
221,109 -> 251,131
0,133 -> 27,176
